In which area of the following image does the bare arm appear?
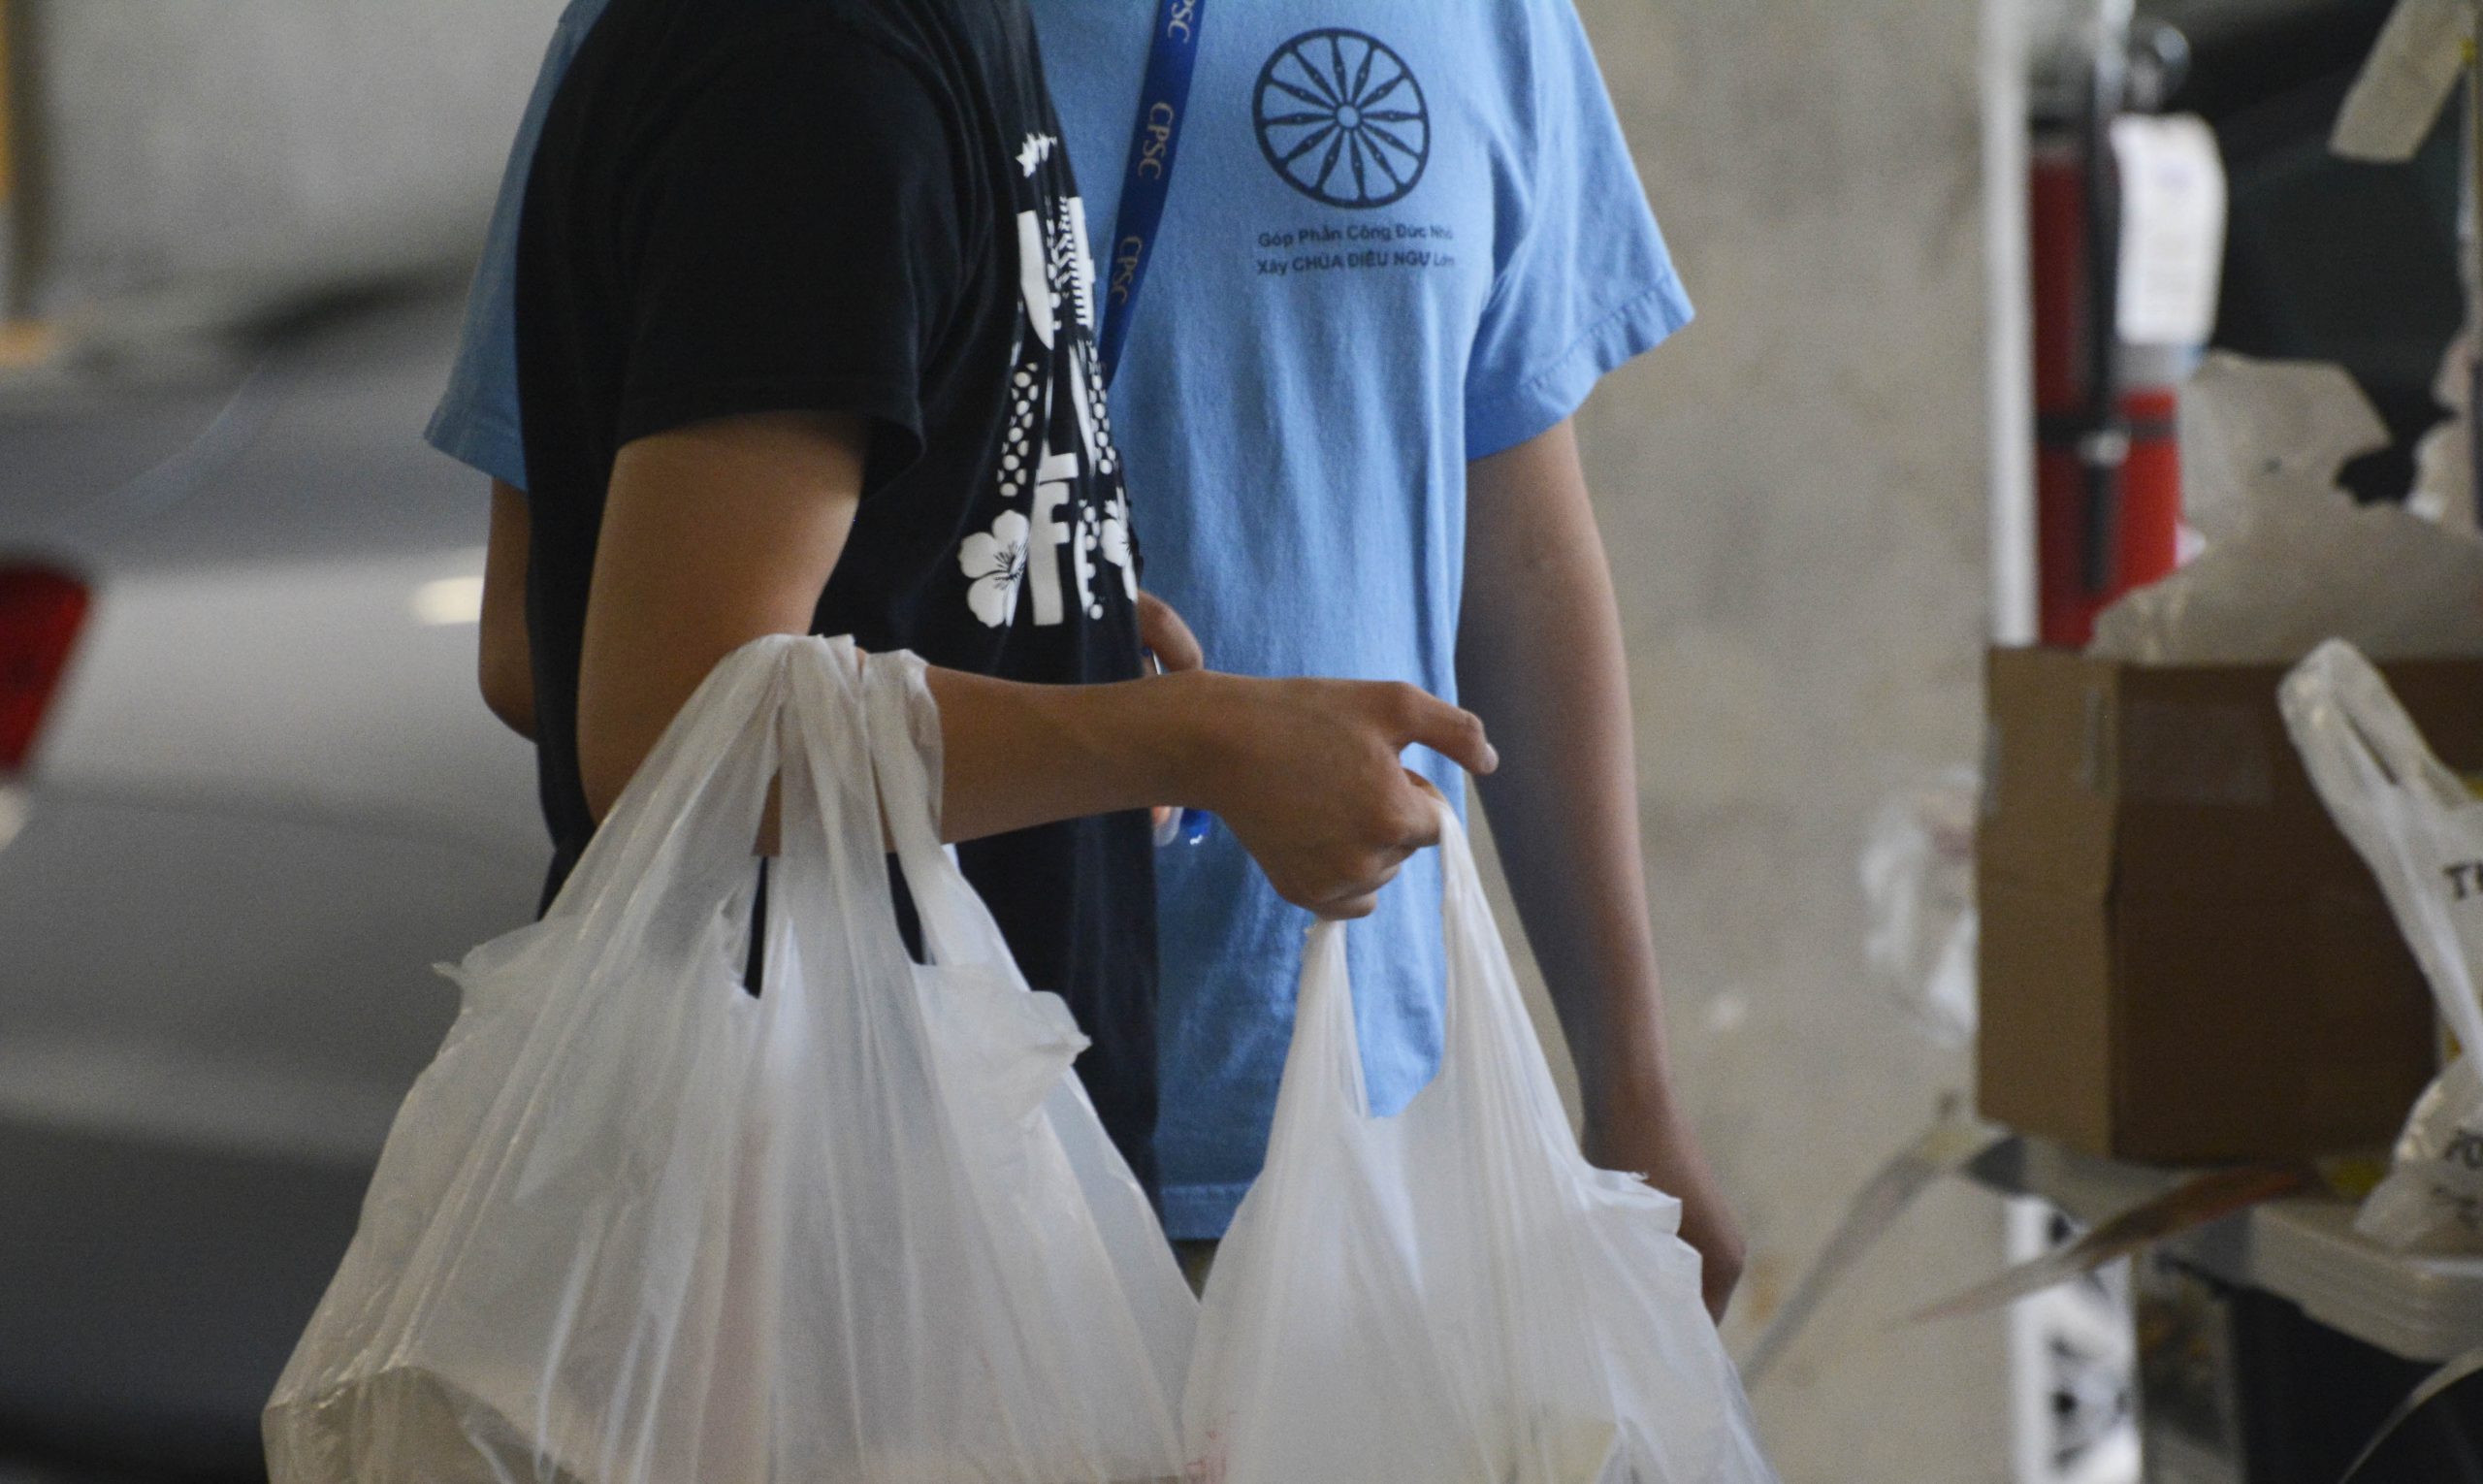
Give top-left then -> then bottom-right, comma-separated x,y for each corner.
581,411 -> 1497,919
479,479 -> 537,739
1459,418 -> 1744,1318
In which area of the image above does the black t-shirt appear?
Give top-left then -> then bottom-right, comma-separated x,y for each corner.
514,0 -> 1157,1183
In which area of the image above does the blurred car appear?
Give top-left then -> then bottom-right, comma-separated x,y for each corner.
0,289 -> 546,1477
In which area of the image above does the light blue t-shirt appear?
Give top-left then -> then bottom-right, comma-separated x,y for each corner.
431,0 -> 1690,1239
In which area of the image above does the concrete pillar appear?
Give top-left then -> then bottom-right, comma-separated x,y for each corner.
1529,3 -> 2014,1475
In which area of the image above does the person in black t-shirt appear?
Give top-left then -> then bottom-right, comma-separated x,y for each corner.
471,0 -> 1498,1186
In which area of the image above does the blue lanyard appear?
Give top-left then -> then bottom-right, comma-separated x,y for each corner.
1096,0 -> 1203,388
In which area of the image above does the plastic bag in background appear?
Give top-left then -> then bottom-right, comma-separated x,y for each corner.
263,636 -> 1194,1484
2280,639 -> 2483,1254
2330,0 -> 2473,165
2407,332 -> 2476,537
2334,0 -> 2480,538
1859,767 -> 1981,1050
1184,803 -> 1778,1484
2089,354 -> 2483,664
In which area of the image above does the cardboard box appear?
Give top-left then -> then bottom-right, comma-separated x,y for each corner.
1978,648 -> 2483,1164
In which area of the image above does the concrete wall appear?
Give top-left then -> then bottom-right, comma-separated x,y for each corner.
18,0 -> 564,315
1534,2 -> 2015,1477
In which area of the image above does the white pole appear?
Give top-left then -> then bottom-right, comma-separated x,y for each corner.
1984,0 -> 2040,646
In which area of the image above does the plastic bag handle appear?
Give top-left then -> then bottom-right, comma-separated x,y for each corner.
558,636 -> 922,996
1282,798 -> 1573,1134
546,634 -> 804,944
2283,640 -> 2483,1058
1289,920 -> 1372,1119
751,639 -> 1005,982
2286,642 -> 2476,813
855,650 -> 1023,979
1430,798 -> 1590,1141
776,629 -> 896,854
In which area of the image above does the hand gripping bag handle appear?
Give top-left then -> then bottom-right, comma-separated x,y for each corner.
1285,803 -> 1539,1122
1287,799 -> 1608,1178
1229,802 -> 1753,1484
2282,639 -> 2483,1059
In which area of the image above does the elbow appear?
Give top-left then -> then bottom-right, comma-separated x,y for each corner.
478,643 -> 537,741
576,733 -> 630,825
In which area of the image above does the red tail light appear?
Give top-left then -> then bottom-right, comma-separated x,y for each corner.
0,564 -> 91,773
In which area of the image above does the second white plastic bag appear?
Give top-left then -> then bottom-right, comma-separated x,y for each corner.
2282,639 -> 2483,1254
1184,802 -> 1778,1484
263,635 -> 1195,1484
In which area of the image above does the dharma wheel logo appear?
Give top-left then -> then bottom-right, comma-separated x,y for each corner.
1252,29 -> 1431,210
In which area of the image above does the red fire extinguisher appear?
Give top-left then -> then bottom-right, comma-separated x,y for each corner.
2028,20 -> 2192,649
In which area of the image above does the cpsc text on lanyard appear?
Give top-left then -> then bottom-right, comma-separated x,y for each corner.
1095,0 -> 1204,389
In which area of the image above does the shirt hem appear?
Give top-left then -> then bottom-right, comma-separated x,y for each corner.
425,403 -> 530,490
1465,273 -> 1694,461
1158,1179 -> 1255,1242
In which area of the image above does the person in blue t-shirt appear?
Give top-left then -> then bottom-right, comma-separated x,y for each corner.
434,0 -> 1744,1318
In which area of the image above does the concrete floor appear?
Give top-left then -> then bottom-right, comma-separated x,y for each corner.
0,1126 -> 364,1481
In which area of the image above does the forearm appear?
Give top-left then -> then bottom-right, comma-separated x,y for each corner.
1463,426 -> 1741,1315
576,411 -> 1493,919
756,651 -> 1484,921
922,666 -> 1207,842
1460,435 -> 1674,1122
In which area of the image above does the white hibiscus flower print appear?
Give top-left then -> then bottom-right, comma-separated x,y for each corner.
1099,497 -> 1138,600
960,510 -> 1030,629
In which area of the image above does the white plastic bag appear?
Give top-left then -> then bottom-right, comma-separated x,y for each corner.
1184,803 -> 1778,1484
264,635 -> 1194,1483
2281,639 -> 2483,1253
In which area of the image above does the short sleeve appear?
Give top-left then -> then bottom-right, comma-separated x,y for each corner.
423,0 -> 606,489
1462,0 -> 1693,461
615,31 -> 974,473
